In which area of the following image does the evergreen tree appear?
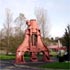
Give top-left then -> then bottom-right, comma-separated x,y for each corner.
62,24 -> 70,60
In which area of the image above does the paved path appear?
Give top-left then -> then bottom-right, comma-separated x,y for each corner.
0,60 -> 42,70
0,59 -> 58,70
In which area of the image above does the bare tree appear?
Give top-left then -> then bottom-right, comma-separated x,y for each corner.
35,8 -> 49,38
0,29 -> 3,50
3,8 -> 13,55
0,29 -> 6,50
15,13 -> 26,38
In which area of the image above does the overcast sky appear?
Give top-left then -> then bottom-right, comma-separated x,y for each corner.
0,0 -> 70,38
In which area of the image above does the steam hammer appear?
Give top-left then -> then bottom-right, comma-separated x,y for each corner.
16,19 -> 50,64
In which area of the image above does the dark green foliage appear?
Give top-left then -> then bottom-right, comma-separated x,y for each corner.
60,24 -> 70,60
62,25 -> 70,47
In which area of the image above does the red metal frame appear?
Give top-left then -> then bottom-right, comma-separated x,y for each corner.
15,19 -> 50,64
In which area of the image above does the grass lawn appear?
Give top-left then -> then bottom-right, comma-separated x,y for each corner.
40,62 -> 70,69
0,54 -> 15,60
0,54 -> 30,60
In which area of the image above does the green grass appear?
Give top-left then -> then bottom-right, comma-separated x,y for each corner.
0,54 -> 15,60
40,62 -> 70,69
0,54 -> 30,60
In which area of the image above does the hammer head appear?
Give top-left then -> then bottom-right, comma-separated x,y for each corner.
26,19 -> 36,26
